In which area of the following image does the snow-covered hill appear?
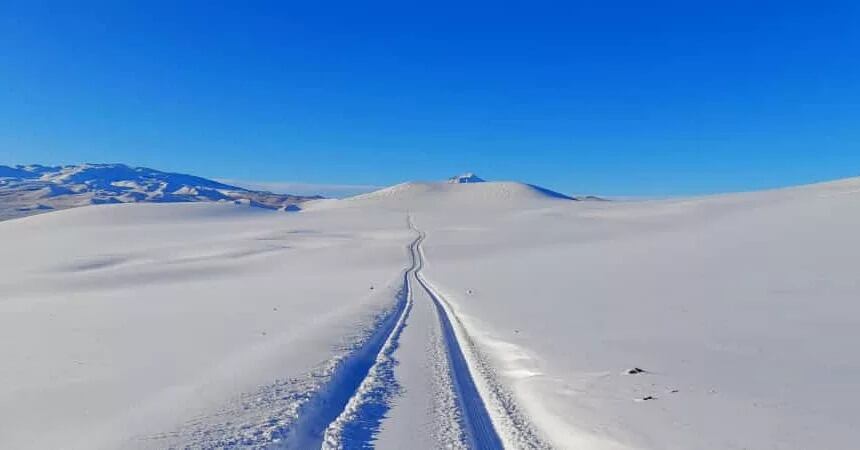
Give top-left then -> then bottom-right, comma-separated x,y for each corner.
306,173 -> 590,211
0,163 -> 320,220
3,171 -> 859,449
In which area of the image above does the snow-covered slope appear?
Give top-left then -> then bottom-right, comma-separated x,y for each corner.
308,175 -> 575,211
408,176 -> 860,449
0,202 -> 413,449
0,163 -> 319,220
2,173 -> 859,449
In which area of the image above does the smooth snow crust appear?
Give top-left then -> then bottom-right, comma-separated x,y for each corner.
306,176 -> 860,449
2,177 -> 860,449
305,180 -> 573,211
0,202 -> 412,449
406,178 -> 860,449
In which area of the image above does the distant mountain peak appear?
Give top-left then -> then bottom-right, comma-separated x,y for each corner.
0,163 -> 321,221
447,173 -> 485,184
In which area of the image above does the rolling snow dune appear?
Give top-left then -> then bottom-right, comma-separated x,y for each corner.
305,180 -> 573,211
2,176 -> 859,449
0,202 -> 413,449
406,178 -> 860,449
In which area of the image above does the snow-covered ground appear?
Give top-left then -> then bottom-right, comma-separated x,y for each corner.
2,175 -> 859,449
0,203 -> 412,449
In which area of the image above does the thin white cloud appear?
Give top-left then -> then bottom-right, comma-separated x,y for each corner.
216,179 -> 381,198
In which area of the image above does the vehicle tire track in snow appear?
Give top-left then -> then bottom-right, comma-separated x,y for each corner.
411,218 -> 552,450
319,235 -> 421,449
343,222 -> 468,449
319,298 -> 413,449
409,219 -> 507,450
277,229 -> 422,449
280,218 -> 543,449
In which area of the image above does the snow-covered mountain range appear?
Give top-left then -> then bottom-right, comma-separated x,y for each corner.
0,163 -> 320,220
0,167 -> 602,220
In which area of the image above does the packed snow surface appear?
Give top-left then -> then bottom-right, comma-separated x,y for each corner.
2,175 -> 860,449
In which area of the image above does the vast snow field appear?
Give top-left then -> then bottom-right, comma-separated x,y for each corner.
2,176 -> 859,449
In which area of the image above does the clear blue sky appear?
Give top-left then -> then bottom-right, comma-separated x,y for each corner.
1,1 -> 858,196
